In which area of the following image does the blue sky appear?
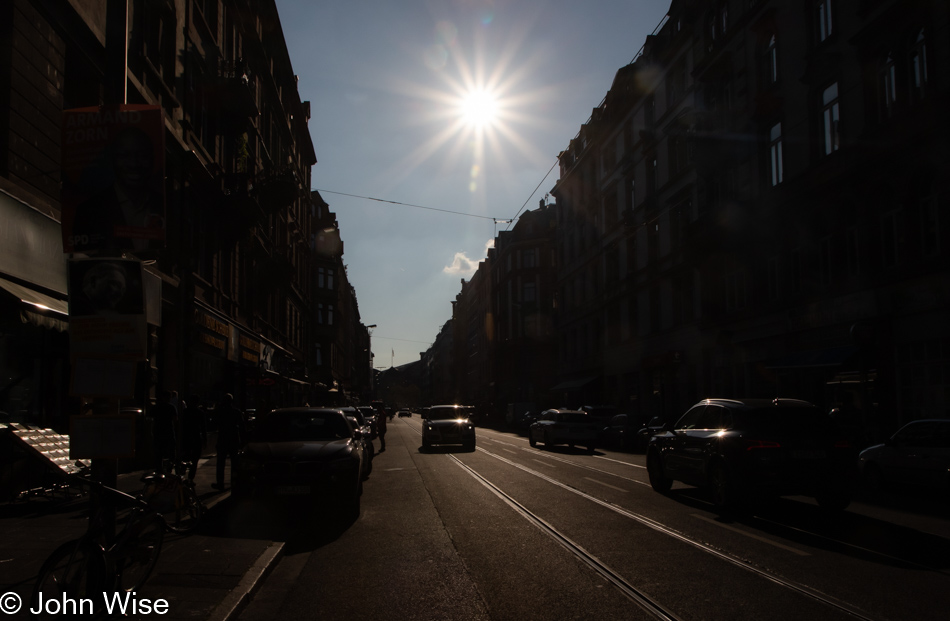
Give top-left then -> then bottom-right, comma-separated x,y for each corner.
274,0 -> 670,369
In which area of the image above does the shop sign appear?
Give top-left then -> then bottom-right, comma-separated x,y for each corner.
240,334 -> 261,365
195,309 -> 230,354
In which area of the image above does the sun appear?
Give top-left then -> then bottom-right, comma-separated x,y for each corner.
459,89 -> 498,129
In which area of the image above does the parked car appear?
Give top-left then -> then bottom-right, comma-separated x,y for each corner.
421,405 -> 476,451
646,398 -> 856,511
339,406 -> 375,463
578,405 -> 618,421
859,419 -> 950,494
634,416 -> 667,452
600,413 -> 653,451
358,406 -> 378,438
232,407 -> 367,516
529,409 -> 599,453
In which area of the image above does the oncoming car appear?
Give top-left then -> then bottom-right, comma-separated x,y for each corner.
422,405 -> 476,451
232,407 -> 368,517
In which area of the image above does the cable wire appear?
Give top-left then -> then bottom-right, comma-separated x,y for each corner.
504,158 -> 559,231
312,188 -> 499,221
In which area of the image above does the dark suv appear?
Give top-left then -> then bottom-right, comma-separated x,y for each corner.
646,398 -> 856,511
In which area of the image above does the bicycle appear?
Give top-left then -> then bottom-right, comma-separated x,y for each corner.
140,459 -> 204,534
30,472 -> 165,619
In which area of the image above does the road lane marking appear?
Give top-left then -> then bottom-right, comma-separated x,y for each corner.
531,459 -> 554,467
475,448 -> 879,621
500,448 -> 518,455
689,514 -> 810,556
584,477 -> 628,493
593,455 -> 646,469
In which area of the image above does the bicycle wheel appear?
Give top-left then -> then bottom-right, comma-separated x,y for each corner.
31,539 -> 108,618
112,510 -> 165,593
163,483 -> 203,533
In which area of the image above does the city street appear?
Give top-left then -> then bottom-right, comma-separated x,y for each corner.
232,417 -> 950,621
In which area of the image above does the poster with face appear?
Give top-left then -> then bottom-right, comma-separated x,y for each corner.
61,105 -> 166,254
67,257 -> 147,360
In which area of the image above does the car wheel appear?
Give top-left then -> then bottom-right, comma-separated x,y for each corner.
422,438 -> 431,452
464,440 -> 476,452
647,451 -> 672,494
529,433 -> 537,447
708,462 -> 739,512
586,445 -> 595,454
543,431 -> 553,448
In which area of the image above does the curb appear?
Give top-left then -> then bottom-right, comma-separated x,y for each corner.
206,541 -> 285,621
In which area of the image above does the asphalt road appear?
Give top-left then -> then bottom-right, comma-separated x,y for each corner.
234,417 -> 950,621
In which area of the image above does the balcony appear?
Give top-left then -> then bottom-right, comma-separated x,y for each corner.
211,60 -> 260,136
257,166 -> 301,213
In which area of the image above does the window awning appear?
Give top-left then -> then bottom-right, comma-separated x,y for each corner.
0,277 -> 69,331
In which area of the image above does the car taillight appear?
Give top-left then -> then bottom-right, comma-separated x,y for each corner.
744,439 -> 781,451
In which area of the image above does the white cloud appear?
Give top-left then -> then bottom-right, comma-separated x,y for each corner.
443,252 -> 478,275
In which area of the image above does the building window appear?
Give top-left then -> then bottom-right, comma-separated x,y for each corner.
770,122 -> 784,186
911,29 -> 928,101
767,256 -> 780,301
645,95 -> 655,127
881,53 -> 897,118
327,304 -> 334,325
822,82 -> 840,155
673,273 -> 694,325
647,156 -> 658,195
318,267 -> 325,288
327,268 -> 334,290
817,0 -> 833,43
523,282 -> 537,304
315,342 -> 323,366
846,226 -> 861,276
818,236 -> 832,286
725,269 -> 747,312
670,135 -> 688,177
921,195 -> 940,257
766,35 -> 779,85
790,248 -> 802,292
522,248 -> 537,269
882,210 -> 900,268
317,303 -> 324,325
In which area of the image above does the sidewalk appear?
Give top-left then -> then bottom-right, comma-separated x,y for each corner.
0,455 -> 282,621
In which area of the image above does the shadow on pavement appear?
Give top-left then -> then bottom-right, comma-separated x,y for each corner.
198,495 -> 356,554
662,487 -> 950,572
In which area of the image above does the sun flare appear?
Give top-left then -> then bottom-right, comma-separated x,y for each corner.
460,89 -> 498,129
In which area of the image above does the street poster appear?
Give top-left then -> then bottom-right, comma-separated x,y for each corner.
61,105 -> 166,254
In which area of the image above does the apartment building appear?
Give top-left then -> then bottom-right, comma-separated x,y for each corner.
551,0 -> 949,439
0,0 -> 366,437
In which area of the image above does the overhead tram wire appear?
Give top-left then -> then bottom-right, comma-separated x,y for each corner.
503,158 -> 559,231
312,189 -> 500,221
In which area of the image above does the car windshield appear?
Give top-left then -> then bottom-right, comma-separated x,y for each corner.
559,412 -> 590,424
740,407 -> 833,433
253,411 -> 352,442
429,408 -> 467,421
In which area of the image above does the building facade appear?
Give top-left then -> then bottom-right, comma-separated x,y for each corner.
0,0 -> 368,445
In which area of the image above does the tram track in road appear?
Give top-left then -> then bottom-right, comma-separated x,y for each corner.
401,419 -> 884,621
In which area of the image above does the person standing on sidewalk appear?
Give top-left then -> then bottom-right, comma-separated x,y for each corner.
376,405 -> 387,452
181,395 -> 208,481
212,393 -> 245,491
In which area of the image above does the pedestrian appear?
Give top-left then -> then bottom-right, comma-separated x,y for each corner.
376,405 -> 387,452
212,393 -> 245,491
181,395 -> 208,481
151,389 -> 178,472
